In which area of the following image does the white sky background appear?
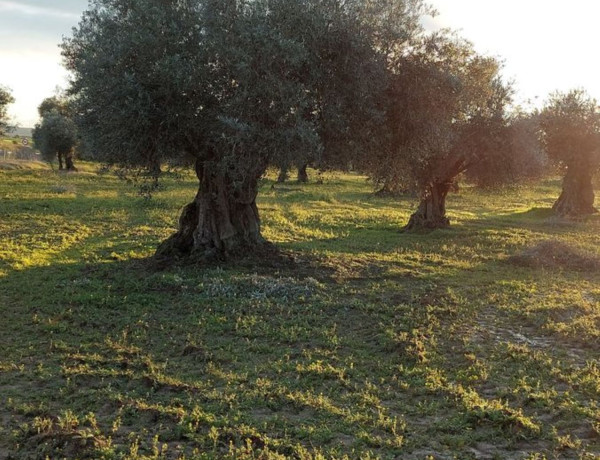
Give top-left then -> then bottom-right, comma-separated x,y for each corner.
0,1 -> 87,128
1,0 -> 599,127
424,0 -> 600,110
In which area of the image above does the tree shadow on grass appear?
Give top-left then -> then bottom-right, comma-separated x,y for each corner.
280,204 -> 600,261
0,252 -> 420,457
2,236 -> 600,458
2,172 -> 600,457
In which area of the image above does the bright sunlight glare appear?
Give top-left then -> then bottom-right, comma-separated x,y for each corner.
425,0 -> 600,108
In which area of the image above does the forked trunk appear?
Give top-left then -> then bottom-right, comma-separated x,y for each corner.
553,164 -> 597,217
156,160 -> 263,259
404,181 -> 452,231
297,163 -> 309,183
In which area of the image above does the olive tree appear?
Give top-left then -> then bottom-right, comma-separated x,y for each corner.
0,86 -> 14,135
465,113 -> 547,188
540,90 -> 600,217
32,97 -> 78,170
38,96 -> 69,118
367,35 -> 512,229
63,0 -> 423,258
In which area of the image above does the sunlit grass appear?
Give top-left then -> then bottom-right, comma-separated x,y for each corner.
0,164 -> 599,459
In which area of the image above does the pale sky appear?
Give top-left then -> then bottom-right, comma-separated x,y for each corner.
1,0 -> 599,127
425,0 -> 600,110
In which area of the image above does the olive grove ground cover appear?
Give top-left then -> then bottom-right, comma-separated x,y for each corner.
0,163 -> 599,459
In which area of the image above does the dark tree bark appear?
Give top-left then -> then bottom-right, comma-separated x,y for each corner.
277,167 -> 288,183
150,160 -> 162,188
57,153 -> 64,170
156,160 -> 263,259
404,181 -> 452,231
65,151 -> 77,171
404,155 -> 467,231
297,163 -> 309,183
553,164 -> 597,217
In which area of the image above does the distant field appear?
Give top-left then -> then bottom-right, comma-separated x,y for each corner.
0,137 -> 34,158
0,165 -> 599,459
4,127 -> 33,138
0,160 -> 48,171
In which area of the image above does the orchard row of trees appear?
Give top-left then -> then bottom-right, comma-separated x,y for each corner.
60,0 -> 600,258
4,0 -> 600,260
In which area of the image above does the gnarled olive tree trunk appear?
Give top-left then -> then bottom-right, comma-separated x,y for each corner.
156,160 -> 263,259
404,181 -> 452,231
553,164 -> 597,217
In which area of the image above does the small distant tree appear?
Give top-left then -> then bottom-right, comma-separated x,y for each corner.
367,34 -> 512,229
540,90 -> 600,217
466,113 -> 548,188
33,97 -> 78,171
0,86 -> 14,135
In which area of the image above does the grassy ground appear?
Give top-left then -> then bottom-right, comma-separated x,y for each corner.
0,163 -> 599,459
0,136 -> 28,148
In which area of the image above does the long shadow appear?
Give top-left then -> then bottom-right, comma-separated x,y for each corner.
2,233 -> 599,457
0,251 -> 413,456
278,202 -> 600,260
2,170 -> 600,456
455,205 -> 600,235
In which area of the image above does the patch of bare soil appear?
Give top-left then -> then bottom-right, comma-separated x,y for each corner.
472,307 -> 586,364
508,240 -> 600,271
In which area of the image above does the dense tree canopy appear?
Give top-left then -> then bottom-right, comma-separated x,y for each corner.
37,96 -> 70,118
540,90 -> 600,217
363,34 -> 512,229
0,86 -> 14,136
63,0 -> 425,257
32,97 -> 78,171
465,113 -> 547,188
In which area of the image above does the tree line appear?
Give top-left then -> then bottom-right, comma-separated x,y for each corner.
2,0 -> 600,260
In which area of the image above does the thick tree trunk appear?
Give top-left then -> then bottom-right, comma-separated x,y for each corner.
553,165 -> 597,217
156,160 -> 263,259
277,167 -> 288,183
65,152 -> 77,171
57,153 -> 64,170
404,181 -> 452,231
297,163 -> 309,183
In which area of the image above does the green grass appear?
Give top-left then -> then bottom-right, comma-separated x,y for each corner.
0,164 -> 599,459
0,136 -> 25,151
